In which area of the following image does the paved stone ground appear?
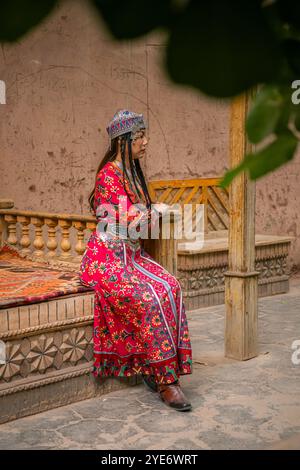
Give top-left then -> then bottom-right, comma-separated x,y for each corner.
0,279 -> 300,450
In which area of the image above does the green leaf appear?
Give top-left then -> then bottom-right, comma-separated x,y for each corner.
166,0 -> 283,97
219,162 -> 247,189
219,131 -> 298,188
246,85 -> 283,143
91,0 -> 177,40
274,101 -> 292,134
0,0 -> 57,42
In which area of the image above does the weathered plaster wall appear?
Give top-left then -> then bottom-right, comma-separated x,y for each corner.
255,152 -> 300,272
0,0 -> 299,269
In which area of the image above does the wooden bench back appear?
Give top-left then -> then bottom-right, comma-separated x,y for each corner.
148,177 -> 229,233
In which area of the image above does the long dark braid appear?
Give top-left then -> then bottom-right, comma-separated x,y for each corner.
121,134 -> 142,200
133,158 -> 152,209
119,137 -> 134,206
120,133 -> 152,209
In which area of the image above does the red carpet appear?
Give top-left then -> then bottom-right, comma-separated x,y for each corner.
0,243 -> 92,308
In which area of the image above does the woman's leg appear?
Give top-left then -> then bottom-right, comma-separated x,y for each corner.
132,246 -> 193,382
133,247 -> 192,411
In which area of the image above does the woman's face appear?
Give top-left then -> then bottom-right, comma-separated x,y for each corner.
130,129 -> 148,160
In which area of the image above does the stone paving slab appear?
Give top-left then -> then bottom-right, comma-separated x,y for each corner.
0,282 -> 299,450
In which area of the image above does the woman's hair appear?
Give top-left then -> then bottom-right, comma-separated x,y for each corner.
88,132 -> 153,215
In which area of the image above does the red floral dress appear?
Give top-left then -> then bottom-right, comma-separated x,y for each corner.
79,160 -> 192,384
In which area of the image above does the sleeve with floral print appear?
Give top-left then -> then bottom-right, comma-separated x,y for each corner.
94,167 -> 160,237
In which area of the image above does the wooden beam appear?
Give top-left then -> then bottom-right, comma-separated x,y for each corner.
224,91 -> 259,360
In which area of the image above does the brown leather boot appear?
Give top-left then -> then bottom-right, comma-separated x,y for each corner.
158,382 -> 192,412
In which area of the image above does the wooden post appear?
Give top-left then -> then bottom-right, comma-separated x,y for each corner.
224,92 -> 259,360
143,210 -> 180,276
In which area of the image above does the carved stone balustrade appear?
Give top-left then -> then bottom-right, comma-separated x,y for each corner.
0,207 -> 97,270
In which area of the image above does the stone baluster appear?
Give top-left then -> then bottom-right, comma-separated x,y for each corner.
73,221 -> 86,262
0,200 -> 14,248
17,215 -> 31,255
31,217 -> 45,257
4,214 -> 17,246
58,219 -> 72,259
86,221 -> 97,232
45,217 -> 58,258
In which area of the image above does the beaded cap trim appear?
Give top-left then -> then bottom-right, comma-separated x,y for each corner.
106,109 -> 147,140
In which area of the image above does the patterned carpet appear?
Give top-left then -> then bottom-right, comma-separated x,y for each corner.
0,244 -> 92,308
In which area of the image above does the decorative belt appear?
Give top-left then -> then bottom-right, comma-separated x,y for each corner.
95,222 -> 141,247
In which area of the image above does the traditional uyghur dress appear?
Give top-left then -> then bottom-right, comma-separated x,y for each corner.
79,160 -> 192,384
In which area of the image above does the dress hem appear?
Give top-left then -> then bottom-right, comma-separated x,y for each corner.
92,351 -> 192,385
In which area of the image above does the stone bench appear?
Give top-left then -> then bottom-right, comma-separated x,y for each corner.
0,201 -> 139,424
0,197 -> 180,424
176,231 -> 293,310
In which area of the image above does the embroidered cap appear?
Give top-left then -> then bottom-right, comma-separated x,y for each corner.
106,109 -> 147,140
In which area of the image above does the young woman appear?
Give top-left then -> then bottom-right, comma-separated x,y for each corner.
79,110 -> 193,411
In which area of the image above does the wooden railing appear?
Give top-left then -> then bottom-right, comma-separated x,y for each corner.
148,177 -> 229,232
